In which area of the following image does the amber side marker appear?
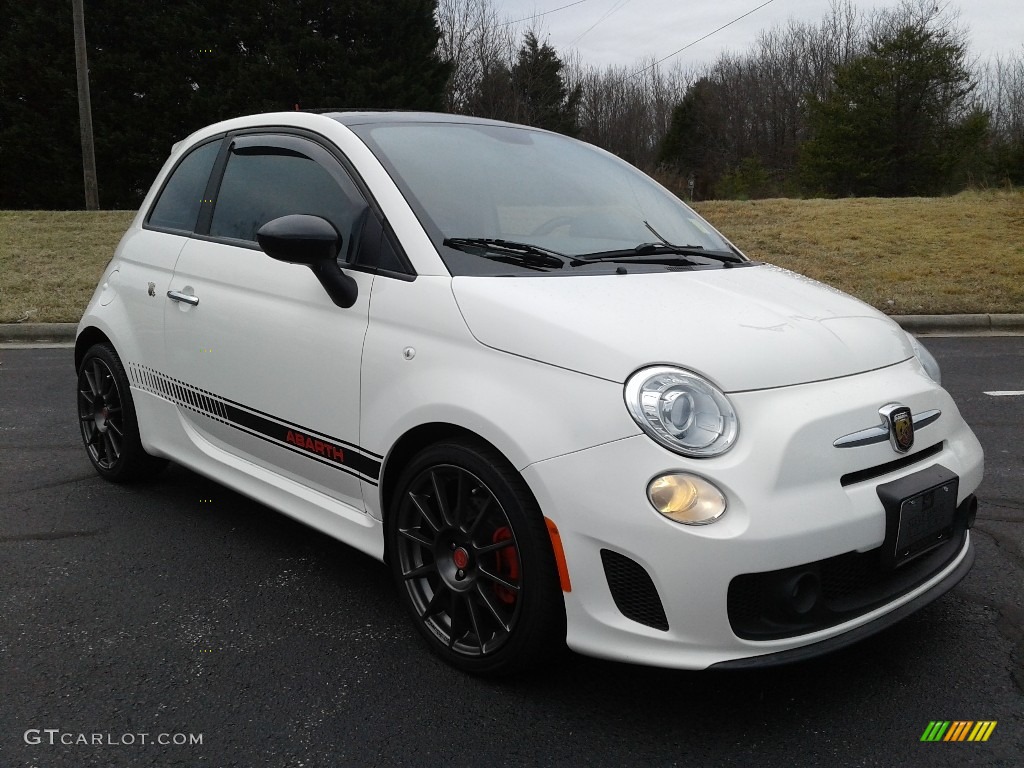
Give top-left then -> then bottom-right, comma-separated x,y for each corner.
544,518 -> 572,592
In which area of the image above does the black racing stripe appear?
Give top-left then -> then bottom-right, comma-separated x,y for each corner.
215,393 -> 384,459
130,361 -> 383,480
338,448 -> 381,481
224,418 -> 378,486
222,404 -> 382,481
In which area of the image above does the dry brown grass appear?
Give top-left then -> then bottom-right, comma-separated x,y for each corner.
1,191 -> 1022,323
0,210 -> 134,323
694,189 -> 1024,316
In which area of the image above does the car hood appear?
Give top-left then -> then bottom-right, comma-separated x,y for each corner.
450,265 -> 914,391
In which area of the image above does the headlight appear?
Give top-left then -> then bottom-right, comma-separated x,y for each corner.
906,333 -> 941,384
624,366 -> 738,457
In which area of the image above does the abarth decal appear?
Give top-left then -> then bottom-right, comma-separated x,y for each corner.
126,362 -> 381,484
285,429 -> 345,461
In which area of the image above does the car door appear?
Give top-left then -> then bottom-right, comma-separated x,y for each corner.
119,137 -> 222,375
162,131 -> 378,512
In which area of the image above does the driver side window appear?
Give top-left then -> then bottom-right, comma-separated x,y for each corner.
147,139 -> 221,233
209,135 -> 368,262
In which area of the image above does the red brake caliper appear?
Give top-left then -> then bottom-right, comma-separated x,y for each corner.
492,527 -> 519,605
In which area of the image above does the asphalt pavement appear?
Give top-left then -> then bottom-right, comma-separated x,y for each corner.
1,340 -> 1021,767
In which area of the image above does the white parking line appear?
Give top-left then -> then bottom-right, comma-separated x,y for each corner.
984,391 -> 1024,396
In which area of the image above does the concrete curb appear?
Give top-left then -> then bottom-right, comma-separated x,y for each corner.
2,315 -> 1024,344
0,323 -> 78,343
891,314 -> 1024,334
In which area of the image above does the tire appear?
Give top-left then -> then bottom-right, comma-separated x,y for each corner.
388,439 -> 566,675
77,343 -> 167,483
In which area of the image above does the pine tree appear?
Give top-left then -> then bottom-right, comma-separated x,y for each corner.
465,31 -> 579,135
799,21 -> 987,197
0,0 -> 82,208
0,0 -> 451,209
510,32 -> 579,135
658,78 -> 723,198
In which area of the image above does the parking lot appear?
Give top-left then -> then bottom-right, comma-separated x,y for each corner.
1,338 -> 1021,767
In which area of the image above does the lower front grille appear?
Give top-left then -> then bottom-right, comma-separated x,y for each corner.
601,549 -> 669,631
727,494 -> 975,640
840,442 -> 943,487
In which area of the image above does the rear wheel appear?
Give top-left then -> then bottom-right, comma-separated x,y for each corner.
389,439 -> 565,675
77,343 -> 166,482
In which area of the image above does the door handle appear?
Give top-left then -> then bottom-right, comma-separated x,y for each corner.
167,290 -> 199,306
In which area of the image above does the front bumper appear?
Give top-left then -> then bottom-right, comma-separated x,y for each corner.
521,359 -> 984,669
710,537 -> 974,669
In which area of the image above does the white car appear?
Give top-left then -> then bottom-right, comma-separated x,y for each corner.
76,111 -> 984,674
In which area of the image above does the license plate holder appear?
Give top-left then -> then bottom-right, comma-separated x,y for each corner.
876,464 -> 959,569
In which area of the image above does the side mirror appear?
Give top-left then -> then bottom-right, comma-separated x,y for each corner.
256,215 -> 358,308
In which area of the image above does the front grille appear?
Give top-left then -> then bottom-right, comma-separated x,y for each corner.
727,494 -> 974,640
601,549 -> 669,631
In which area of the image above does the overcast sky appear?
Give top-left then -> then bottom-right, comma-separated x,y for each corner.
497,0 -> 1024,71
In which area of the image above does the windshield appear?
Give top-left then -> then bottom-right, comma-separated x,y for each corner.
351,121 -> 741,275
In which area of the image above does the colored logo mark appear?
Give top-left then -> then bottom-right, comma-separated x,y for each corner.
920,721 -> 997,742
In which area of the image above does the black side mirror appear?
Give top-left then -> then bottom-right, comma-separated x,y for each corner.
256,214 -> 358,308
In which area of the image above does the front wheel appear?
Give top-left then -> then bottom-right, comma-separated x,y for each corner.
77,343 -> 167,483
388,439 -> 565,675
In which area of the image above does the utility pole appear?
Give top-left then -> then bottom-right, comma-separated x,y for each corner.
72,0 -> 99,210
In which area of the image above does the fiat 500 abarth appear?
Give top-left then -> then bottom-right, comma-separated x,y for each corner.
76,111 -> 984,674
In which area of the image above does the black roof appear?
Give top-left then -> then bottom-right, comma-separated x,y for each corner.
322,110 -> 526,129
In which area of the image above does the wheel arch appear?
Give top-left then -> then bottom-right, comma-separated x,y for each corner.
75,326 -> 113,370
378,422 -> 543,562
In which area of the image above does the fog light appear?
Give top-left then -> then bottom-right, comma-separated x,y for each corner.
775,572 -> 821,616
647,473 -> 727,525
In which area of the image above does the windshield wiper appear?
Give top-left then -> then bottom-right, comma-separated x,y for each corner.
575,243 -> 745,266
574,220 -> 745,266
638,242 -> 745,263
443,237 -> 581,270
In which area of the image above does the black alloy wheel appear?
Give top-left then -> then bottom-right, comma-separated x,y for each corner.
77,343 -> 166,482
389,440 -> 565,675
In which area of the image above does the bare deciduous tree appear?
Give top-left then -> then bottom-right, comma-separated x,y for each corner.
437,0 -> 1024,196
436,0 -> 516,113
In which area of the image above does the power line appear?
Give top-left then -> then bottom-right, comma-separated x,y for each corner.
631,0 -> 778,78
500,0 -> 591,27
569,0 -> 630,46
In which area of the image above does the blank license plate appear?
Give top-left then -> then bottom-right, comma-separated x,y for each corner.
894,483 -> 957,565
876,464 -> 959,569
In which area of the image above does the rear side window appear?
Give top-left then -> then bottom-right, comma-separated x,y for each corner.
147,140 -> 220,233
209,137 -> 368,261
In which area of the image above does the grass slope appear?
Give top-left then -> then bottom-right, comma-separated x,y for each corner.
1,210 -> 134,324
1,190 -> 1022,323
694,190 -> 1024,316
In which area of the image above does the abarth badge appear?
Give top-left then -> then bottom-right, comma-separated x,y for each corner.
879,403 -> 914,453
